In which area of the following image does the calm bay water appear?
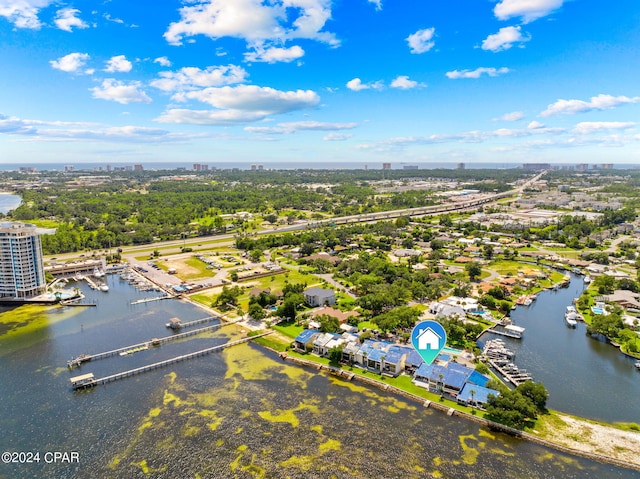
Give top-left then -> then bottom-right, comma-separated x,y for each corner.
481,274 -> 640,424
1,275 -> 638,478
0,194 -> 22,214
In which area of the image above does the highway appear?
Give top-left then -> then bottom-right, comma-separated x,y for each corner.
46,171 -> 545,260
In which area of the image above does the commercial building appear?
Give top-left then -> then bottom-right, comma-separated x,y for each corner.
0,222 -> 46,299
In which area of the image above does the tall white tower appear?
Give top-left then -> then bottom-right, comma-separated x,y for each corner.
0,222 -> 46,299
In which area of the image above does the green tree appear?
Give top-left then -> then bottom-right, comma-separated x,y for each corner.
465,261 -> 482,282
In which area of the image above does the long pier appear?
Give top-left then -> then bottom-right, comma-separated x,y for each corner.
71,332 -> 272,389
67,318 -> 242,368
131,295 -> 173,305
167,315 -> 221,330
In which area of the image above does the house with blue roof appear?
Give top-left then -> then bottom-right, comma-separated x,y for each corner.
381,349 -> 405,376
413,361 -> 490,398
293,329 -> 320,352
457,383 -> 500,408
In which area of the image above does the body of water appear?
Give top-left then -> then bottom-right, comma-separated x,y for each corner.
1,275 -> 639,478
480,273 -> 640,424
0,193 -> 22,214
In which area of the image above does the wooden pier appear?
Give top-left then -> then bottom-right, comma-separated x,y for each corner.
67,318 -> 242,368
131,295 -> 173,305
70,332 -> 272,390
165,315 -> 219,330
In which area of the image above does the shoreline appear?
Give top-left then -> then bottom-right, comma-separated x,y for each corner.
182,293 -> 640,471
269,347 -> 640,472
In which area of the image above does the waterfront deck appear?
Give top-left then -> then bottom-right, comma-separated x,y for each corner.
70,332 -> 272,390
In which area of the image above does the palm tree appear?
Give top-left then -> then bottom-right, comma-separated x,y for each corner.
470,389 -> 476,408
438,374 -> 444,394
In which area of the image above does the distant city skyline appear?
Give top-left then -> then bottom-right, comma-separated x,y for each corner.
1,0 -> 639,164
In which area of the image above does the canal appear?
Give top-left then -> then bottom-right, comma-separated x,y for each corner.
1,274 -> 639,478
481,273 -> 640,424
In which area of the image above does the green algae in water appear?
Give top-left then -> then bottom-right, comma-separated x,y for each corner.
0,304 -> 81,356
458,434 -> 480,465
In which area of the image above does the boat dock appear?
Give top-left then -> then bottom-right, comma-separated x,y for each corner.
488,358 -> 534,386
165,315 -> 218,330
131,295 -> 173,305
67,318 -> 241,368
70,331 -> 272,390
486,324 -> 525,339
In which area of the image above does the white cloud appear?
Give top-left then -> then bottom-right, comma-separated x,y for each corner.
446,67 -> 510,79
390,75 -> 424,90
184,84 -> 319,112
104,55 -> 133,73
245,120 -> 357,134
164,0 -> 338,48
91,79 -> 152,104
157,84 -> 320,125
368,0 -> 382,10
0,0 -> 51,29
244,45 -> 304,63
528,120 -> 545,129
572,122 -> 636,135
50,52 -> 91,74
346,78 -> 383,91
406,27 -> 435,54
541,94 -> 640,117
0,113 -> 203,143
481,26 -> 530,52
324,132 -> 352,141
494,111 -> 524,121
54,8 -> 88,32
154,56 -> 172,67
156,109 -> 269,125
150,65 -> 248,93
494,0 -> 564,23
103,13 -> 123,24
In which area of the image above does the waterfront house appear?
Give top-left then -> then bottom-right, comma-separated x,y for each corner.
457,383 -> 500,408
312,332 -> 340,356
303,287 -> 336,307
293,329 -> 320,352
413,361 -> 491,398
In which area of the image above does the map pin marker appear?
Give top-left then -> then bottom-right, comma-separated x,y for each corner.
411,320 -> 447,366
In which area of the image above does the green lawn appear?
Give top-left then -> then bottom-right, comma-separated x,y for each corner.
273,322 -> 304,339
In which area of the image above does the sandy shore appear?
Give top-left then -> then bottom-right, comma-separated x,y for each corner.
536,414 -> 640,468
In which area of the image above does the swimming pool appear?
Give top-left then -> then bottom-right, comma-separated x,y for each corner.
591,306 -> 605,315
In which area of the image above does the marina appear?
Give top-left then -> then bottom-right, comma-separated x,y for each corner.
482,339 -> 534,386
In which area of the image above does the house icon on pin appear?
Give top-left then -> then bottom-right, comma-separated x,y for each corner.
416,327 -> 441,350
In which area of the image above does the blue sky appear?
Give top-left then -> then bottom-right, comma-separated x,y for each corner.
1,0 -> 639,166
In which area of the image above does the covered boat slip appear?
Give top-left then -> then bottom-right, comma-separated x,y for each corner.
70,373 -> 96,390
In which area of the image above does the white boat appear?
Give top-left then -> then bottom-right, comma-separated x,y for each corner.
566,305 -> 577,314
565,313 -> 578,328
100,284 -> 109,292
635,361 -> 640,370
584,275 -> 592,283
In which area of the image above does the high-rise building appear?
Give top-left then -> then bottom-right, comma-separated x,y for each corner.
382,163 -> 391,170
0,222 -> 46,299
456,163 -> 465,170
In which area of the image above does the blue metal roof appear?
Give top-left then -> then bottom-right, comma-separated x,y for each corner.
294,329 -> 320,344
414,363 -> 468,390
384,350 -> 403,364
458,383 -> 499,404
367,349 -> 386,362
467,370 -> 490,387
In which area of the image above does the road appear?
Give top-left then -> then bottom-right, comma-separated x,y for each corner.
45,171 -> 546,262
